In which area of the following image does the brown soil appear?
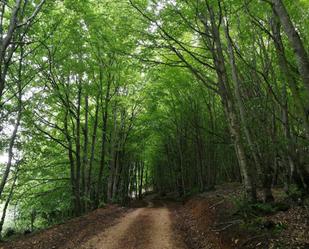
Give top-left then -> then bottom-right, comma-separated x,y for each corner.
0,201 -> 189,249
78,203 -> 186,249
1,185 -> 308,249
174,183 -> 309,249
173,184 -> 239,249
0,205 -> 128,249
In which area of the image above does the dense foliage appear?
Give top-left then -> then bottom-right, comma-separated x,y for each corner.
0,0 -> 308,236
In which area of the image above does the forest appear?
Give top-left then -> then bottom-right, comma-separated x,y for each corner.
0,0 -> 308,248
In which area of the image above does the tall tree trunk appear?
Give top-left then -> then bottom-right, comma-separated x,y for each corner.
0,167 -> 18,237
205,95 -> 216,189
177,135 -> 186,196
139,161 -> 144,198
224,21 -> 273,202
195,131 -> 204,191
0,44 -> 23,199
112,151 -> 120,200
271,11 -> 309,190
87,93 -> 100,206
271,9 -> 309,138
81,94 -> 89,211
64,109 -> 79,216
107,104 -> 117,202
96,70 -> 112,207
271,0 -> 309,96
0,0 -> 22,101
74,84 -> 82,215
206,6 -> 257,201
0,0 -> 45,102
112,110 -> 126,200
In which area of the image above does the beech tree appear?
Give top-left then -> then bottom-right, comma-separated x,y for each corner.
0,0 -> 308,235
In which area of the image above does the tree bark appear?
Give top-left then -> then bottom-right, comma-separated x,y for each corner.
74,83 -> 82,215
96,67 -> 112,207
0,43 -> 23,199
271,0 -> 309,97
107,104 -> 117,202
0,167 -> 18,237
224,21 -> 273,202
206,6 -> 257,202
87,93 -> 100,206
82,94 -> 89,211
138,161 -> 144,198
271,10 -> 309,191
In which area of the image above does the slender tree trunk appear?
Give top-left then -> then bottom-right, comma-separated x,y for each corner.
271,11 -> 309,190
0,168 -> 18,237
87,93 -> 100,206
139,161 -> 144,198
0,0 -> 45,102
224,21 -> 273,202
271,9 -> 309,137
64,110 -> 79,215
204,93 -> 216,189
0,44 -> 23,199
96,70 -> 112,207
271,0 -> 309,96
112,110 -> 126,200
133,162 -> 138,198
177,135 -> 186,196
82,94 -> 89,211
195,132 -> 204,191
0,0 -> 22,101
112,151 -> 120,200
0,41 -> 23,233
74,84 -> 82,215
206,7 -> 257,201
107,104 -> 117,202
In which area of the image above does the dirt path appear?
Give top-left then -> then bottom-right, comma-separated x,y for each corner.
78,203 -> 187,249
2,185 -> 307,249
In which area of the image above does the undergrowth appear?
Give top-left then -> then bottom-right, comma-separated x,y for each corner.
231,196 -> 289,234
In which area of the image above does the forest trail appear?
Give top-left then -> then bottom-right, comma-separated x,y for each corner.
1,186 -> 308,249
78,201 -> 187,249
